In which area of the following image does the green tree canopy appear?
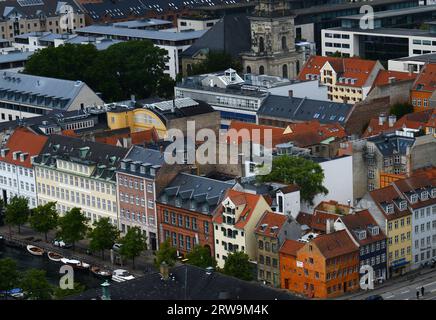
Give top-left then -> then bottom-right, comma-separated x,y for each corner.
222,251 -> 253,281
189,51 -> 242,76
5,196 -> 30,234
258,155 -> 328,205
29,202 -> 59,241
53,282 -> 85,300
23,41 -> 170,102
0,258 -> 20,298
185,245 -> 217,269
88,217 -> 119,260
119,226 -> 147,268
389,102 -> 414,119
154,239 -> 177,268
57,207 -> 89,250
20,269 -> 52,300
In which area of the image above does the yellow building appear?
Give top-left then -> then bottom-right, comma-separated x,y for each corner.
299,56 -> 383,104
366,185 -> 412,277
33,135 -> 128,227
106,98 -> 220,139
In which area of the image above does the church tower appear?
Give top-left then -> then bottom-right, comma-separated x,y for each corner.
242,0 -> 302,79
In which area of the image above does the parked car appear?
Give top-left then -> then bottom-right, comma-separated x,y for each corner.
365,294 -> 384,300
53,239 -> 73,249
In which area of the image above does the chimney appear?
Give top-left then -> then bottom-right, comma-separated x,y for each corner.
388,115 -> 397,128
378,113 -> 387,125
100,280 -> 111,300
160,261 -> 170,280
326,219 -> 335,234
408,64 -> 414,76
388,77 -> 396,84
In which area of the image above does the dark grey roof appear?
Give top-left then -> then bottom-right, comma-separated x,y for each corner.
339,4 -> 436,20
328,27 -> 436,38
82,0 -> 250,21
0,51 -> 33,64
0,108 -> 107,134
258,95 -> 352,125
68,264 -> 302,300
0,71 -> 89,110
118,145 -> 166,179
0,0 -> 82,20
33,134 -> 128,182
181,13 -> 251,58
395,53 -> 436,63
112,18 -> 172,29
368,133 -> 415,156
76,25 -> 207,42
157,172 -> 234,215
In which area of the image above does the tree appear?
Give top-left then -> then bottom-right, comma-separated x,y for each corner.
154,239 -> 177,268
0,258 -> 19,299
23,41 -> 169,102
186,245 -> 217,269
57,207 -> 89,251
119,226 -> 147,269
29,202 -> 58,242
88,217 -> 119,260
156,74 -> 176,99
390,102 -> 414,119
258,155 -> 328,205
222,252 -> 253,281
53,282 -> 85,299
189,51 -> 242,76
5,196 -> 30,235
20,269 -> 52,300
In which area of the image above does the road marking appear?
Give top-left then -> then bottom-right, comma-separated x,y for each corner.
431,288 -> 436,293
385,295 -> 395,299
400,290 -> 410,294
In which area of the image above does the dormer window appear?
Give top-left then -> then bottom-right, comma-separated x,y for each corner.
421,191 -> 428,201
432,188 -> 436,198
120,162 -> 126,170
386,204 -> 394,214
399,200 -> 407,211
410,194 -> 418,204
368,226 -> 379,236
150,168 -> 156,177
175,197 -> 182,208
355,230 -> 367,240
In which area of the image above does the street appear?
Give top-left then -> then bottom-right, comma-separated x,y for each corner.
338,268 -> 436,300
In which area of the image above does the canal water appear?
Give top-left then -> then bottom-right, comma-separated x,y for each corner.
0,244 -> 103,290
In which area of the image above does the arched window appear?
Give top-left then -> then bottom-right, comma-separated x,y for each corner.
259,37 -> 265,53
246,65 -> 251,74
259,65 -> 265,75
281,36 -> 287,50
282,64 -> 288,79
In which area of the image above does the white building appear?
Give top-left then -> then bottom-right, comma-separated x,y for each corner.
0,127 -> 48,208
388,53 -> 436,74
177,17 -> 220,31
321,27 -> 436,58
76,25 -> 206,79
0,71 -> 103,122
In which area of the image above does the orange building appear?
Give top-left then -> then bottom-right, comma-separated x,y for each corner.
280,230 -> 360,298
379,172 -> 405,188
411,63 -> 436,112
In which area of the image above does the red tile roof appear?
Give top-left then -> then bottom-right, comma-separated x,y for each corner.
280,239 -> 305,256
312,230 -> 358,259
255,211 -> 288,237
371,70 -> 417,90
213,189 -> 266,229
296,211 -> 340,233
227,121 -> 286,146
363,110 -> 433,138
369,186 -> 412,221
338,210 -> 386,246
1,127 -> 48,169
298,55 -> 379,88
412,63 -> 436,92
283,121 -> 346,147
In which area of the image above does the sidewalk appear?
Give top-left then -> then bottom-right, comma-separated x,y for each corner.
337,267 -> 436,300
0,224 -> 158,277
